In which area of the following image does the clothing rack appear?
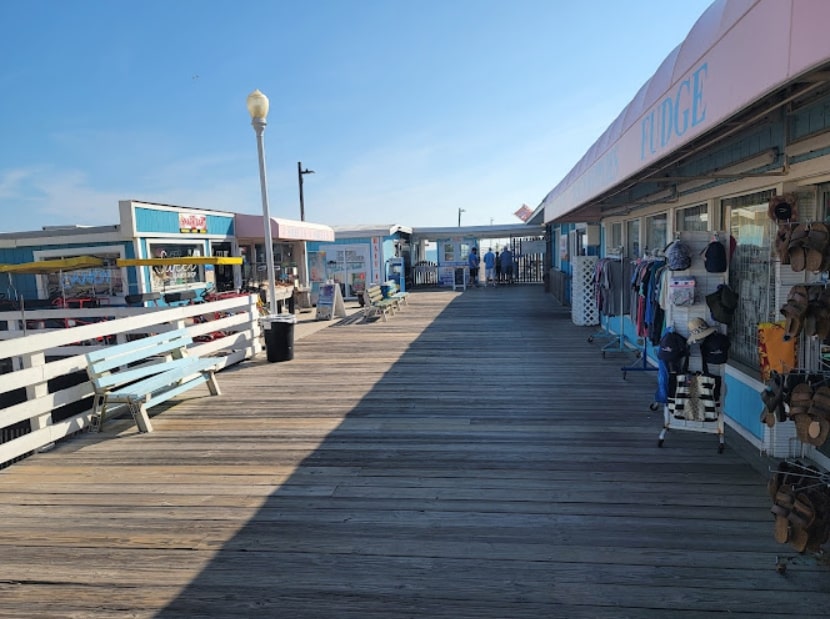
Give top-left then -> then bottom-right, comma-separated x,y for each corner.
621,253 -> 663,379
621,339 -> 657,379
600,248 -> 636,358
587,250 -> 621,346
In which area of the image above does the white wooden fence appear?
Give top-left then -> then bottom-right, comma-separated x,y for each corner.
0,295 -> 263,468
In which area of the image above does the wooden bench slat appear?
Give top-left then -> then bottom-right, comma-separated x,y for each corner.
91,357 -> 202,391
86,333 -> 193,374
142,374 -> 210,410
108,358 -> 221,401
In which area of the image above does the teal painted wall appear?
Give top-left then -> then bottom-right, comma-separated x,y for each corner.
134,207 -> 234,236
724,375 -> 764,441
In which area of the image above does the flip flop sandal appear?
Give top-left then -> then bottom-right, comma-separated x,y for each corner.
810,222 -> 830,259
806,223 -> 830,271
780,302 -> 806,339
809,416 -> 830,446
790,523 -> 810,552
768,460 -> 802,500
760,388 -> 781,427
789,224 -> 810,272
775,488 -> 796,509
793,413 -> 815,443
788,383 -> 814,417
760,407 -> 776,428
809,385 -> 830,416
780,286 -> 809,333
788,495 -> 816,552
776,223 -> 793,264
804,286 -> 824,336
771,504 -> 791,543
788,284 -> 810,304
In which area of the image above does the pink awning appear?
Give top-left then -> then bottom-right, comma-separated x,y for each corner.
235,214 -> 335,242
543,0 -> 830,222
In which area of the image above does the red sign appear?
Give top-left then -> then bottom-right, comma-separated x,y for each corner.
514,204 -> 533,222
179,213 -> 207,234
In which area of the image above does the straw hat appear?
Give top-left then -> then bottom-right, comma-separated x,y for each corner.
687,317 -> 717,343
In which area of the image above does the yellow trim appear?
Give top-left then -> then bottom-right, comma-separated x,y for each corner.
116,257 -> 243,267
0,256 -> 105,274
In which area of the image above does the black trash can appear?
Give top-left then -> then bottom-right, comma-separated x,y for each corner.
262,314 -> 297,362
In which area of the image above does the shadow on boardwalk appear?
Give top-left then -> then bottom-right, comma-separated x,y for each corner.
1,288 -> 828,618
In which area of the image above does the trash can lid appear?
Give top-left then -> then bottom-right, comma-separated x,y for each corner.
261,313 -> 297,324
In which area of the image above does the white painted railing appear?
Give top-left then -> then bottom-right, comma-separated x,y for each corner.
0,295 -> 263,468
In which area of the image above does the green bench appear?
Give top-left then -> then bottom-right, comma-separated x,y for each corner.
385,281 -> 410,306
85,328 -> 222,433
363,284 -> 399,321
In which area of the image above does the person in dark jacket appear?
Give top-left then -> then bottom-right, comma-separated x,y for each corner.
500,246 -> 514,284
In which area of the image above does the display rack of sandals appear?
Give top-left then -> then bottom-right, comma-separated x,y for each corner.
657,230 -> 732,452
762,194 -> 830,554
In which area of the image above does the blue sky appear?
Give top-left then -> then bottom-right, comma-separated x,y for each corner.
0,0 -> 713,232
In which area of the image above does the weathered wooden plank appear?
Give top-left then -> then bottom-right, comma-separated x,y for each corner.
0,288 -> 827,618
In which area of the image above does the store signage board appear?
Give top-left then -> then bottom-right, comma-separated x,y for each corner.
316,283 -> 346,321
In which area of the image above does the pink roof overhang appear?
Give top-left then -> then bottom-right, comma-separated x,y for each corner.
543,0 -> 830,224
234,213 -> 335,242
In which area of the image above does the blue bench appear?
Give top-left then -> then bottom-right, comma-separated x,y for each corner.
85,328 -> 222,433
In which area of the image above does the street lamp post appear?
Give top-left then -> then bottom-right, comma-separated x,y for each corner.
458,208 -> 466,227
297,161 -> 315,222
246,89 -> 278,315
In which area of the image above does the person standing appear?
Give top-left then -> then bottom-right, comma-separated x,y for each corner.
483,247 -> 496,287
500,245 -> 514,285
495,250 -> 501,285
468,246 -> 480,288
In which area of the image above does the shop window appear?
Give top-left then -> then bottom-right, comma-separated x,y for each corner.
442,243 -> 455,262
33,246 -> 125,302
645,213 -> 667,255
148,242 -> 204,291
722,190 -> 775,369
626,219 -> 640,259
676,204 -> 708,232
608,222 -> 622,253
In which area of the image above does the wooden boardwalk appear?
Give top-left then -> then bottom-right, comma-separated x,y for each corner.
1,287 -> 829,618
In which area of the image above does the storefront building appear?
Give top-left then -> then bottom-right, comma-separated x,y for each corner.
0,224 -> 130,305
234,213 -> 334,293
0,200 -> 238,306
306,225 -> 411,301
0,201 -> 342,309
541,0 -> 830,467
119,200 -> 238,299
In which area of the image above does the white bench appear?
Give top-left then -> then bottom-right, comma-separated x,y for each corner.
85,328 -> 222,433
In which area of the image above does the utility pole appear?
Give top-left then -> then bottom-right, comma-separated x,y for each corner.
458,208 -> 466,227
297,161 -> 315,221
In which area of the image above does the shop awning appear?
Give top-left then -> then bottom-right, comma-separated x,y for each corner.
0,256 -> 105,274
235,213 -> 335,242
541,0 -> 830,223
116,256 -> 243,267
